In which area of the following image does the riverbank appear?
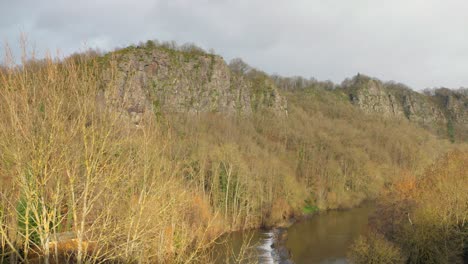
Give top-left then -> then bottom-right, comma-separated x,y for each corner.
348,151 -> 468,264
214,202 -> 376,263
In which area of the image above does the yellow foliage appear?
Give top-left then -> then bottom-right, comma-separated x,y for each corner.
0,44 -> 460,263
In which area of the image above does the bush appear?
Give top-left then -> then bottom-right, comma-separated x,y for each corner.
368,150 -> 468,264
348,232 -> 404,264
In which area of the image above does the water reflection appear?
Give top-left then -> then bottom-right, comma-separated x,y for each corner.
286,204 -> 375,264
213,203 -> 375,264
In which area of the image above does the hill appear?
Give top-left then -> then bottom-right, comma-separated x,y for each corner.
341,74 -> 467,142
0,41 -> 465,263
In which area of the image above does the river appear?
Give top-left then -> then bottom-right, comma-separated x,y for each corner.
213,203 -> 375,264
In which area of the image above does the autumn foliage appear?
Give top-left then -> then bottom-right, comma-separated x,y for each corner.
351,150 -> 468,264
0,43 -> 462,263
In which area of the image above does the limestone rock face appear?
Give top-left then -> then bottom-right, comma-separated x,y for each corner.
348,78 -> 406,118
99,46 -> 287,123
344,75 -> 447,126
433,88 -> 468,124
342,74 -> 468,140
401,92 -> 445,124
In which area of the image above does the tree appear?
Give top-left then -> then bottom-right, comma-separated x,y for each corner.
228,58 -> 251,74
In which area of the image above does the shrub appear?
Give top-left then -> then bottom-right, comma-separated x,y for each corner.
348,232 -> 404,264
368,150 -> 468,264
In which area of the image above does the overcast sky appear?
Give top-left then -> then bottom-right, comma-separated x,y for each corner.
1,0 -> 467,90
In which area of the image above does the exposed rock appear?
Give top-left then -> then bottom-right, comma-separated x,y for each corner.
347,77 -> 406,118
95,43 -> 465,140
342,74 -> 468,140
271,228 -> 295,264
401,92 -> 446,124
344,75 -> 445,124
433,88 -> 468,124
99,45 -> 287,123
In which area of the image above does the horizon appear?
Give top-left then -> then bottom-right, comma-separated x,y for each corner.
2,0 -> 468,90
2,39 -> 466,94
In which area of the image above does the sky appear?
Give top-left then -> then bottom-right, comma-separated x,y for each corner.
1,0 -> 467,90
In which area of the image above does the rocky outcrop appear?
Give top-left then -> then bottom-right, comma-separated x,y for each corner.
347,77 -> 406,118
344,75 -> 446,125
432,88 -> 468,124
342,74 -> 468,140
401,92 -> 446,124
99,45 -> 287,123
95,43 -> 465,140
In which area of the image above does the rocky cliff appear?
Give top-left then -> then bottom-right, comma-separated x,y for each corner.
342,74 -> 468,140
432,88 -> 468,124
98,44 -> 287,123
94,42 -> 465,140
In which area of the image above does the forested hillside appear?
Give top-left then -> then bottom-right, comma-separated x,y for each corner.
272,74 -> 468,142
0,41 -> 465,263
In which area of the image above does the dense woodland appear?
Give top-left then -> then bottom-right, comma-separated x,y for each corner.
0,42 -> 466,263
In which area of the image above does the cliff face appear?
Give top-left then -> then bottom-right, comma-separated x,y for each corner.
96,43 -> 465,140
343,74 -> 468,140
345,75 -> 446,124
99,45 -> 287,123
432,88 -> 468,124
347,77 -> 407,118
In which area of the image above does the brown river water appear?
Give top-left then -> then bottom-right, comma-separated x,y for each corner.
213,203 -> 375,264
